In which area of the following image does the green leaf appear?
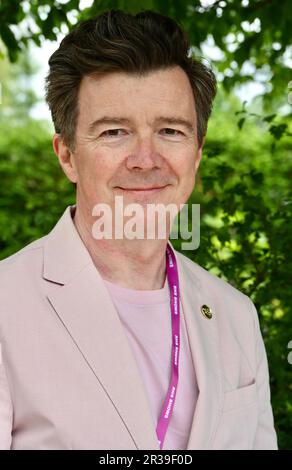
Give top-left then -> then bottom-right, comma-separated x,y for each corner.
237,117 -> 245,130
264,114 -> 277,123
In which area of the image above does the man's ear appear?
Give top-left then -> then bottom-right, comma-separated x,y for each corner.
194,136 -> 205,173
53,134 -> 78,183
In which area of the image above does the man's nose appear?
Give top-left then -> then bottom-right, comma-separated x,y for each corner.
126,136 -> 162,171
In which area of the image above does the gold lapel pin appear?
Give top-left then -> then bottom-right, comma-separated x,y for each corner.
201,304 -> 213,319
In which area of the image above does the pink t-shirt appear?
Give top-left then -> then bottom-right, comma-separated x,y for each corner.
103,277 -> 199,450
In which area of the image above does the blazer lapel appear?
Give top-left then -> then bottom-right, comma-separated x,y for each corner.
173,247 -> 224,450
43,206 -> 160,450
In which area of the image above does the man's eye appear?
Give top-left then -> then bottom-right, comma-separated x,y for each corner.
100,129 -> 127,137
161,128 -> 183,136
99,128 -> 183,138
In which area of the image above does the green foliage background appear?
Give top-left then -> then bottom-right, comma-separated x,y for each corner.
0,0 -> 291,449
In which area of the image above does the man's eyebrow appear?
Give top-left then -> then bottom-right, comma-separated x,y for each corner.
154,116 -> 195,133
88,117 -> 132,134
87,115 -> 196,134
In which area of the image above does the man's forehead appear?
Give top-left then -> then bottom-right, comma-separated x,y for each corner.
78,67 -> 194,101
77,67 -> 196,123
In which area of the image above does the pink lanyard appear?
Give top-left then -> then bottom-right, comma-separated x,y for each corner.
156,243 -> 180,450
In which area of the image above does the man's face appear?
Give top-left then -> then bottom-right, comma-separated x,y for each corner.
56,66 -> 203,229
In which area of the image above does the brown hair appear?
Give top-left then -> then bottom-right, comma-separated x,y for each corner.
45,9 -> 217,150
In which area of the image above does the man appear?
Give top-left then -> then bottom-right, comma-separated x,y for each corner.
0,10 -> 277,450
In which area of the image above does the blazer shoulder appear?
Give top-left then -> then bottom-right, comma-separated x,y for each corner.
176,249 -> 252,306
176,250 -> 258,340
0,235 -> 48,275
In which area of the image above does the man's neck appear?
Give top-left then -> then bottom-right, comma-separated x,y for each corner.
73,206 -> 169,290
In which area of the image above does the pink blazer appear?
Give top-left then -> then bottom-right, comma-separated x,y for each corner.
0,206 -> 277,449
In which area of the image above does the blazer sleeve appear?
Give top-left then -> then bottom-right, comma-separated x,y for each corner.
249,301 -> 278,450
0,342 -> 13,450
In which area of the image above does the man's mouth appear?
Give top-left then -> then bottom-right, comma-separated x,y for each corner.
115,185 -> 169,193
116,184 -> 169,196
